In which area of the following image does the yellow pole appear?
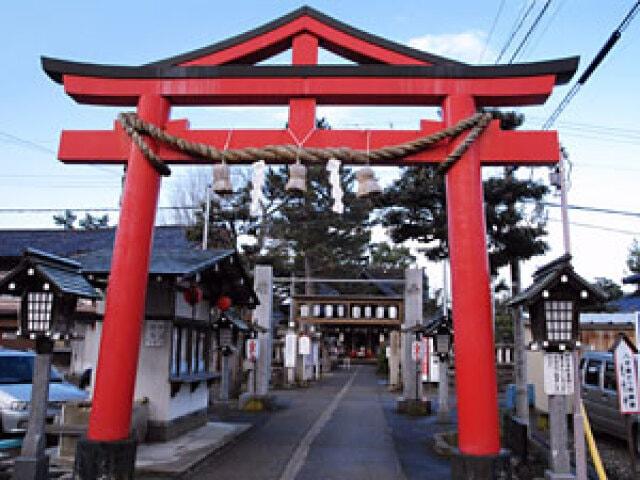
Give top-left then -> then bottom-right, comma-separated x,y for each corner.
581,402 -> 607,480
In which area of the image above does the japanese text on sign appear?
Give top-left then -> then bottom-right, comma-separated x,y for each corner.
285,333 -> 297,368
543,352 -> 574,395
246,338 -> 259,362
411,340 -> 422,362
421,337 -> 430,381
299,335 -> 311,356
614,337 -> 640,414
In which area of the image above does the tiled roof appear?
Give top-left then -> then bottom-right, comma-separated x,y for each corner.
507,254 -> 607,307
0,250 -> 100,299
623,274 -> 640,285
36,263 -> 100,299
607,293 -> 640,313
76,248 -> 236,276
0,226 -> 192,264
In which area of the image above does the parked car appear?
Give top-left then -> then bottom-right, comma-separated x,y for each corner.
0,349 -> 88,435
580,350 -> 640,452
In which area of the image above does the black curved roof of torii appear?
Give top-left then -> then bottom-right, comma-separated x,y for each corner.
41,6 -> 579,85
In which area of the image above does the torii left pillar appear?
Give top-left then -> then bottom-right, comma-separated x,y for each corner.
75,94 -> 169,479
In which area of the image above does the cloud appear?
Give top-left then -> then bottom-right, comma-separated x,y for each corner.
408,31 -> 494,64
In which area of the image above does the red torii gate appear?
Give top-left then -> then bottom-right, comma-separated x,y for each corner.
43,7 -> 578,477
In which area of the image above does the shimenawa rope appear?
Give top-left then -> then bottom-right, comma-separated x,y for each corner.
118,110 -> 500,177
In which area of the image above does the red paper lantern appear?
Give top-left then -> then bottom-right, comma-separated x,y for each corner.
183,285 -> 203,306
216,295 -> 233,311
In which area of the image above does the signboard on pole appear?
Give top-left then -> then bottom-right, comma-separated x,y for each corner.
543,352 -> 574,395
245,338 -> 259,362
635,312 -> 640,353
298,335 -> 311,356
421,337 -> 430,381
285,333 -> 297,368
411,340 -> 422,362
613,334 -> 640,414
385,346 -> 391,359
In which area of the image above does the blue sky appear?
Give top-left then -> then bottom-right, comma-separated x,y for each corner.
0,0 -> 639,289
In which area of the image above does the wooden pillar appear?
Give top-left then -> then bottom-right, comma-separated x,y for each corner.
88,94 -> 169,441
443,94 -> 500,456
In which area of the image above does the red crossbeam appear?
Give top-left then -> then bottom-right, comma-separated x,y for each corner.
62,75 -> 557,107
57,119 -> 559,166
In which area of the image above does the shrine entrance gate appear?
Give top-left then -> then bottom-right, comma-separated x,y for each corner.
42,6 -> 578,477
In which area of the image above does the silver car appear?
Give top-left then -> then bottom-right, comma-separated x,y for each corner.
0,349 -> 88,434
581,351 -> 640,452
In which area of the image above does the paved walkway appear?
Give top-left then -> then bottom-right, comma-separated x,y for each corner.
184,365 -> 453,480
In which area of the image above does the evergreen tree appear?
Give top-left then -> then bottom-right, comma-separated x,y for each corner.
593,277 -> 623,301
78,213 -> 109,230
369,243 -> 416,270
627,239 -> 640,274
53,210 -> 109,230
376,166 -> 549,275
53,210 -> 77,230
263,164 -> 372,281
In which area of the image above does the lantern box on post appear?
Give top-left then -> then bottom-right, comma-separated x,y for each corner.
211,295 -> 249,356
434,322 -> 453,360
0,249 -> 100,480
506,254 -> 607,465
507,254 -> 607,353
0,248 -> 101,341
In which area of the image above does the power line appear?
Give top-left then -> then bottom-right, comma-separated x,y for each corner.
543,1 -> 640,128
540,202 -> 640,219
480,0 -> 507,63
508,0 -> 553,63
518,0 -> 566,59
0,129 -> 121,177
548,218 -> 640,236
0,206 -> 201,214
495,1 -> 536,63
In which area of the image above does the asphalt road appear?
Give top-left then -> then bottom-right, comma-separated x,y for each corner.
186,365 -> 451,480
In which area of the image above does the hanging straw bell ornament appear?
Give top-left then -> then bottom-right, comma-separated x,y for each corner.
285,161 -> 307,194
356,166 -> 382,198
212,162 -> 233,195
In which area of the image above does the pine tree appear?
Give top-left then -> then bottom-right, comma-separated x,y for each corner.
263,164 -> 372,281
627,239 -> 640,274
376,166 -> 549,275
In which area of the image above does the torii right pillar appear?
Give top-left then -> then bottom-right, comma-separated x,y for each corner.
444,95 -> 507,477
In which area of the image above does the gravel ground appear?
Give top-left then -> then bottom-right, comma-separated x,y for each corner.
592,432 -> 639,480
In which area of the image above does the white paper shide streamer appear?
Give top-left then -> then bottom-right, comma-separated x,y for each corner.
326,158 -> 344,214
250,160 -> 266,216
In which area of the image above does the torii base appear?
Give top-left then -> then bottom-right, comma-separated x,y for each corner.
74,437 -> 136,480
13,455 -> 49,480
396,397 -> 431,416
451,449 -> 511,480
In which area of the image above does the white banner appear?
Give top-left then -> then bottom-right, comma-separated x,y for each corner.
299,335 -> 311,356
543,352 -> 574,395
285,333 -> 297,368
411,340 -> 422,362
421,337 -> 430,381
614,336 -> 640,414
246,338 -> 259,362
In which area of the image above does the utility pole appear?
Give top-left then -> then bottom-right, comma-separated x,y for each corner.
559,148 -> 587,480
202,184 -> 211,250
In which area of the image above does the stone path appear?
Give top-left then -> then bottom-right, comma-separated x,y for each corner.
185,365 -> 452,480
